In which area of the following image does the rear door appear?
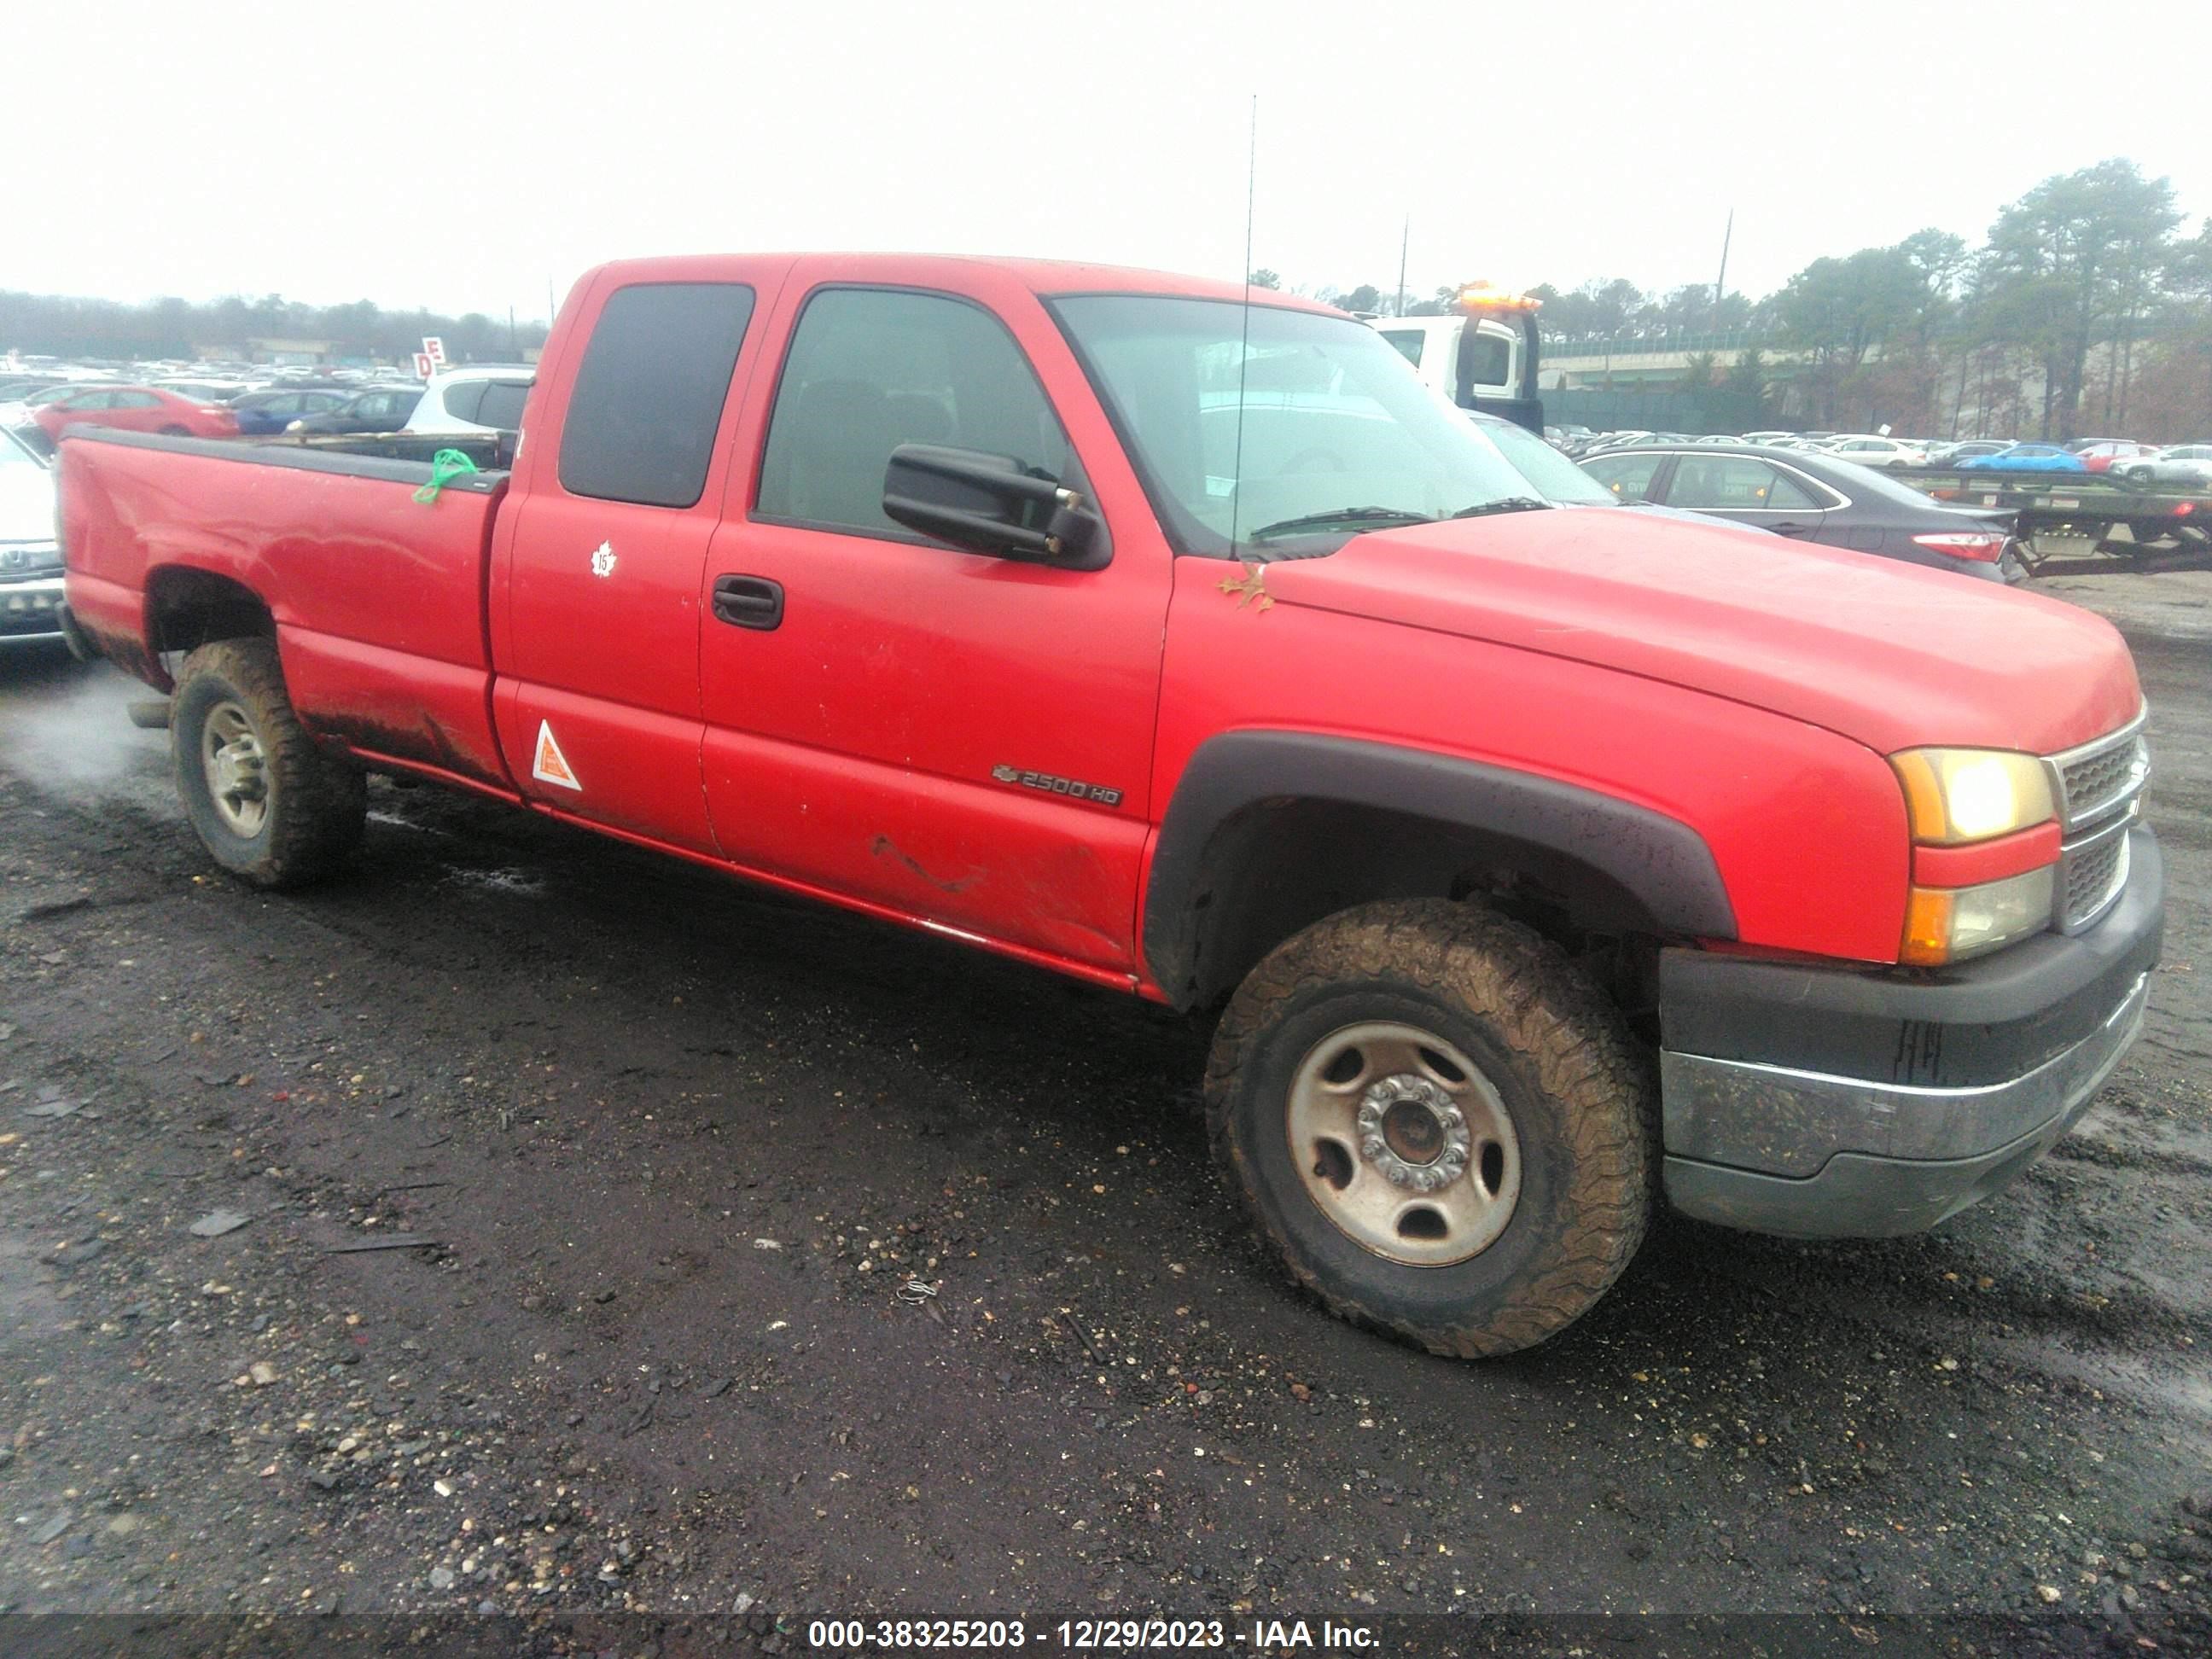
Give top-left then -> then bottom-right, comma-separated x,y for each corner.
108,392 -> 166,432
693,263 -> 1172,975
490,268 -> 783,852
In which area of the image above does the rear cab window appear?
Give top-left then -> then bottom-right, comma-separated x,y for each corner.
558,282 -> 757,506
1461,329 -> 1511,389
1377,329 -> 1426,370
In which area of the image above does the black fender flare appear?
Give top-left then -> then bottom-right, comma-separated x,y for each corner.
1142,731 -> 1738,1008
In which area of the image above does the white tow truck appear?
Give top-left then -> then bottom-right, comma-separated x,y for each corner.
1369,282 -> 1545,434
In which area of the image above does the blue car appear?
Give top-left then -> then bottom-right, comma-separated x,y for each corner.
1956,442 -> 2088,474
227,387 -> 356,437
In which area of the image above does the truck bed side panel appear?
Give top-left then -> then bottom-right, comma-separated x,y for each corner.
60,431 -> 515,789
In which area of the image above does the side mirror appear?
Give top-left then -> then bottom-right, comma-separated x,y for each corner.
882,444 -> 1107,570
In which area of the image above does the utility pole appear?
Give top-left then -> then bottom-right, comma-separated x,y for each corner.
1714,208 -> 1734,334
1394,217 -> 1409,318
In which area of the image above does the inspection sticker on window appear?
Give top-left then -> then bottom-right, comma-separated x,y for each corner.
532,721 -> 582,791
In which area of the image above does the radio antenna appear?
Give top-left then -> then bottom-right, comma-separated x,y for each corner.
1228,95 -> 1257,556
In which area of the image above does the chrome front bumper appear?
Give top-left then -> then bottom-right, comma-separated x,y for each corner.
1662,973 -> 2144,1237
1656,828 -> 2161,1239
0,574 -> 68,642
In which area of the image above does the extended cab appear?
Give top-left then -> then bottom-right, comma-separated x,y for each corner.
57,255 -> 2161,1357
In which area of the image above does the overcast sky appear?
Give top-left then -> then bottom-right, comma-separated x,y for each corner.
18,0 -> 2212,320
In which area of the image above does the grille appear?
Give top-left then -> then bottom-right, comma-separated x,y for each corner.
2061,830 -> 2130,932
2052,722 -> 2148,832
0,544 -> 62,573
2045,714 -> 2146,934
2060,737 -> 2145,826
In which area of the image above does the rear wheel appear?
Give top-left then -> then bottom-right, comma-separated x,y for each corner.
172,639 -> 365,888
1205,899 -> 1655,1358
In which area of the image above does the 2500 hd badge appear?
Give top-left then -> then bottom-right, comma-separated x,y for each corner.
991,764 -> 1124,808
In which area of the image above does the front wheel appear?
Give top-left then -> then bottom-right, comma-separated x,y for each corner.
172,638 -> 366,888
1205,899 -> 1655,1358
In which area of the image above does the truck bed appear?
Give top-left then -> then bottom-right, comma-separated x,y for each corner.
59,428 -> 517,791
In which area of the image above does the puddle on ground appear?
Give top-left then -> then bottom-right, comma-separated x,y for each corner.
439,866 -> 546,897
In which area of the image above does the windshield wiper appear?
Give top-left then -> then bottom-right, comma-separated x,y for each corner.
1249,506 -> 1435,541
1449,497 -> 1552,519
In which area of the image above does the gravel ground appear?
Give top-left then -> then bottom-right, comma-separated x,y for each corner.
0,570 -> 2207,1656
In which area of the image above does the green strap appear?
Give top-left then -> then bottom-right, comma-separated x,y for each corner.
411,448 -> 481,504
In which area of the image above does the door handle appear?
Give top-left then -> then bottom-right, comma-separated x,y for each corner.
1770,521 -> 1817,538
712,574 -> 784,631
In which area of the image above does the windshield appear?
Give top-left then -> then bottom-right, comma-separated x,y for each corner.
1467,416 -> 1615,505
1051,295 -> 1545,556
0,428 -> 44,469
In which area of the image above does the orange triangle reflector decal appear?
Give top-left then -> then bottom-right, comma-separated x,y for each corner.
531,720 -> 582,791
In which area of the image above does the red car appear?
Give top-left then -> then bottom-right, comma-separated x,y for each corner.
2071,439 -> 2159,473
33,384 -> 238,443
56,253 -> 2159,1358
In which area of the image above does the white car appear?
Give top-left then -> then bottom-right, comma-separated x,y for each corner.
2118,443 -> 2212,489
407,365 -> 535,434
1823,434 -> 1927,469
0,427 -> 65,644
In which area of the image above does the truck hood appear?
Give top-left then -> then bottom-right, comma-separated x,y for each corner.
1261,508 -> 2141,756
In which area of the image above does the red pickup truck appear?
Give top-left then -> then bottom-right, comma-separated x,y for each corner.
57,253 -> 2161,1357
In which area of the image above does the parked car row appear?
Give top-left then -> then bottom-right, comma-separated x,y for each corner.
1949,439 -> 2191,476
0,363 -> 537,447
1553,426 -> 2211,486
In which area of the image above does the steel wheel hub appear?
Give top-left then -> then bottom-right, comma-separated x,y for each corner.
201,701 -> 270,836
1357,1075 -> 1471,1191
1286,1021 -> 1522,1267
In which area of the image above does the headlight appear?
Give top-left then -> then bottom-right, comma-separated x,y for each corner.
1901,866 -> 2057,965
1890,748 -> 2054,844
1891,747 -> 2060,964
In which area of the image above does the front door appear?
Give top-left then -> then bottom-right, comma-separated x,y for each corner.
1662,453 -> 1831,539
696,268 -> 1171,976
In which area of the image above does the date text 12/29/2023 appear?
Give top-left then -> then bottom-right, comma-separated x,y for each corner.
804,1619 -> 1381,1651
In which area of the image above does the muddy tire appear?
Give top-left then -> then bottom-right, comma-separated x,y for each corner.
1205,899 -> 1654,1358
172,638 -> 365,888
